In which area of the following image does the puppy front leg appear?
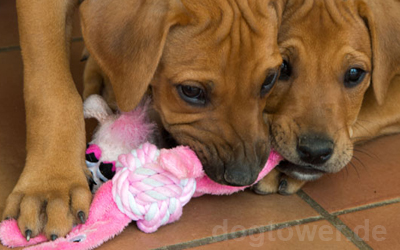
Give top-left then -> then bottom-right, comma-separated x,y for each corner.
2,0 -> 91,240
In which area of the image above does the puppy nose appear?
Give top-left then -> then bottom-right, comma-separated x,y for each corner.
297,135 -> 333,165
224,163 -> 257,186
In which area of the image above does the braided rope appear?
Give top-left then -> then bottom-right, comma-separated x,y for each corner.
112,143 -> 196,233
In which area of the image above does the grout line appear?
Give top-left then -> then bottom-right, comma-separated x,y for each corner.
0,37 -> 83,53
154,191 -> 398,249
154,215 -> 324,250
72,37 -> 83,42
296,190 -> 373,250
0,45 -> 20,53
332,197 -> 400,216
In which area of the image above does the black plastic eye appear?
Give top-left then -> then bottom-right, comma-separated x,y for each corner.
177,84 -> 206,105
85,152 -> 98,163
99,162 -> 115,180
344,68 -> 366,88
279,60 -> 292,81
261,71 -> 278,97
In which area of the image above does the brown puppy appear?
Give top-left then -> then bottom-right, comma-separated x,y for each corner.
255,0 -> 400,195
4,0 -> 288,239
81,0 -> 286,185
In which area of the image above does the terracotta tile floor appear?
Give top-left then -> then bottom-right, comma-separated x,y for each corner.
1,1 -> 400,249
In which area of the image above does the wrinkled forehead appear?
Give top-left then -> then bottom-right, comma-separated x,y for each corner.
279,0 -> 371,56
162,0 -> 282,74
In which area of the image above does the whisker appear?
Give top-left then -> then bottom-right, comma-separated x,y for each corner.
355,119 -> 373,124
350,136 -> 373,143
348,161 -> 360,178
354,122 -> 374,136
353,148 -> 379,160
343,163 -> 349,178
352,155 -> 367,170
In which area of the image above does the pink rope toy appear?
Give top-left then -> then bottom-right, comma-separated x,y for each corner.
0,95 -> 282,250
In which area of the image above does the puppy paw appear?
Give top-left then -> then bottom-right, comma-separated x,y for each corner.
252,169 -> 306,195
2,168 -> 92,240
252,169 -> 280,195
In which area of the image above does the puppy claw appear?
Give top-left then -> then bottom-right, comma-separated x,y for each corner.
25,229 -> 32,242
80,54 -> 89,62
278,179 -> 287,191
278,179 -> 292,195
89,177 -> 96,186
78,211 -> 86,224
50,234 -> 58,241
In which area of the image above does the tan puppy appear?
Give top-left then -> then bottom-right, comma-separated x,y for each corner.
4,0 -> 288,239
255,0 -> 400,195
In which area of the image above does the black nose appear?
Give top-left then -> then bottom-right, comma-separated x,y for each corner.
297,135 -> 333,165
223,163 -> 258,187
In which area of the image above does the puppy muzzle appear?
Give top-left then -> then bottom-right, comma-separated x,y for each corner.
223,162 -> 258,186
203,151 -> 268,186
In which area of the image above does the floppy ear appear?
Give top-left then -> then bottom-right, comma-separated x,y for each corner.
80,0 -> 190,111
358,0 -> 400,105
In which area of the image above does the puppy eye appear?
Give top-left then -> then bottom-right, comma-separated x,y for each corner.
261,71 -> 278,97
177,84 -> 207,106
85,152 -> 98,163
344,68 -> 366,88
279,60 -> 292,81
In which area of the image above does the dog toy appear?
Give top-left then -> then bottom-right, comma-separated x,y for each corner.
0,95 -> 281,250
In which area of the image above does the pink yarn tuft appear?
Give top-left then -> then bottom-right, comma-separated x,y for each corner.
110,103 -> 155,150
112,142 -> 203,233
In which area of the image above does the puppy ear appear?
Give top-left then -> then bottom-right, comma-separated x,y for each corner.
80,0 -> 190,111
358,1 -> 400,105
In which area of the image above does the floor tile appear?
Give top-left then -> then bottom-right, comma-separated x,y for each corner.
194,220 -> 358,250
97,192 -> 319,249
302,134 -> 400,213
0,244 -> 21,250
0,1 -> 82,48
0,1 -> 19,48
339,203 -> 400,250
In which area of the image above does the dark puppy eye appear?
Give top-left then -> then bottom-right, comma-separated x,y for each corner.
177,84 -> 206,106
279,60 -> 292,81
344,68 -> 366,88
85,152 -> 98,163
99,162 -> 115,180
261,71 -> 278,97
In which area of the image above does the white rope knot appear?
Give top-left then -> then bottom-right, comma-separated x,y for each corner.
112,142 -> 202,233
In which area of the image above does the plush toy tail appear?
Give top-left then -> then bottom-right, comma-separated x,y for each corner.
0,182 -> 131,250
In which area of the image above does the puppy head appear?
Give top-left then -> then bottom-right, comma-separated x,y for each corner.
265,0 -> 396,181
80,0 -> 286,186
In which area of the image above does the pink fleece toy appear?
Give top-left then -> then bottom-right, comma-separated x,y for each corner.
0,95 -> 281,250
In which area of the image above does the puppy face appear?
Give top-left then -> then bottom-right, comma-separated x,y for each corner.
151,1 -> 283,186
265,1 -> 372,181
80,0 -> 285,186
